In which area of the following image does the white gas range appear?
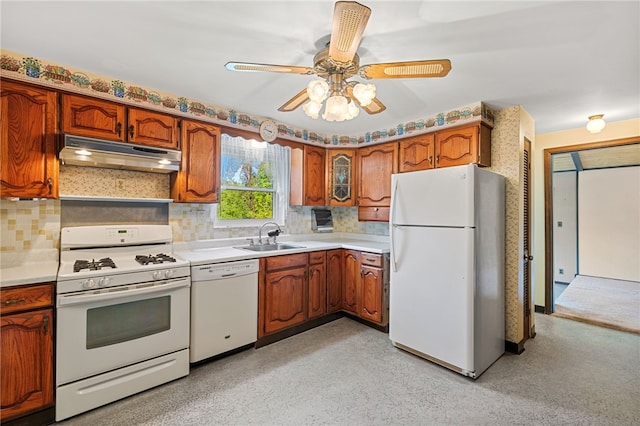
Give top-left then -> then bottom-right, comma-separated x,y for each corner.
55,225 -> 191,422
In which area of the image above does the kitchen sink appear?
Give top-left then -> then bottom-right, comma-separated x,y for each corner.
236,243 -> 305,252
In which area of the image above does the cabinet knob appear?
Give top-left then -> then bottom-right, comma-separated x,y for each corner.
47,177 -> 53,195
3,297 -> 25,306
116,122 -> 122,137
129,125 -> 135,138
428,155 -> 433,165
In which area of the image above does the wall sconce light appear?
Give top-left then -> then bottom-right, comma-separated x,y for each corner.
586,114 -> 605,133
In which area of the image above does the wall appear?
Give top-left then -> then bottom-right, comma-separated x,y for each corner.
487,105 -> 535,344
552,172 -> 577,283
532,117 -> 640,307
578,166 -> 640,281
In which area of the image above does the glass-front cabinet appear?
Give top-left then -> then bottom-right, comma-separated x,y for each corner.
327,149 -> 357,206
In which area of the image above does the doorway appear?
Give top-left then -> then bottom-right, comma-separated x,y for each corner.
543,137 -> 640,313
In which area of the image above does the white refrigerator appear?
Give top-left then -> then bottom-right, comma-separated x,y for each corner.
389,164 -> 505,379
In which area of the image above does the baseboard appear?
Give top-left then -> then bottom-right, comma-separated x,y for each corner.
2,406 -> 55,426
534,305 -> 545,313
342,312 -> 389,333
505,339 -> 526,354
256,312 -> 344,348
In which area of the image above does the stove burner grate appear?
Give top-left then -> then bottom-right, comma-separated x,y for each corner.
74,258 -> 117,273
135,253 -> 176,265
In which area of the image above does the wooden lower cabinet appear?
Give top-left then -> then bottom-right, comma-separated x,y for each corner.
0,283 -> 54,423
326,250 -> 343,313
343,250 -> 389,326
342,250 -> 360,314
261,254 -> 308,335
308,251 -> 326,320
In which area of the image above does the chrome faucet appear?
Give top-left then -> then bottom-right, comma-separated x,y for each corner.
258,222 -> 282,245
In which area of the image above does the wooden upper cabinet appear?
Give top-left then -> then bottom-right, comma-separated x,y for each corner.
399,133 -> 435,172
171,120 -> 220,203
435,123 -> 492,168
127,108 -> 179,149
290,145 -> 326,206
357,142 -> 397,222
61,94 -> 179,149
326,149 -> 357,206
1,81 -> 58,199
61,94 -> 126,141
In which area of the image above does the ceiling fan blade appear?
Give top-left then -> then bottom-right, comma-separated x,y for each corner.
360,96 -> 386,114
225,62 -> 316,76
329,1 -> 371,64
278,88 -> 309,112
359,59 -> 452,79
345,84 -> 386,114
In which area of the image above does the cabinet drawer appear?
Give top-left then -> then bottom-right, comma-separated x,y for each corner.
1,283 -> 54,315
360,253 -> 383,268
308,251 -> 325,265
265,253 -> 308,271
358,206 -> 390,222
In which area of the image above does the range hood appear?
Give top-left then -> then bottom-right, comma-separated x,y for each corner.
60,135 -> 181,173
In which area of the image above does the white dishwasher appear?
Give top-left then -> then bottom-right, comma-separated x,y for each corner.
190,259 -> 259,363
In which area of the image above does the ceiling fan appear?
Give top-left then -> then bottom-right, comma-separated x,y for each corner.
225,1 -> 451,121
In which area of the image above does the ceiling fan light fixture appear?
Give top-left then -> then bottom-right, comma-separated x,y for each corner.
303,100 -> 323,119
347,99 -> 360,118
586,114 -> 605,133
323,95 -> 350,121
352,82 -> 376,106
307,79 -> 329,103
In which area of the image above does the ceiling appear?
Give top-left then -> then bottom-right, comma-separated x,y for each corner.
2,1 -> 638,138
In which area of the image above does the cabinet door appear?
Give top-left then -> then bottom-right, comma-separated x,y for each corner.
1,81 -> 58,198
264,266 -> 307,334
61,94 -> 126,141
0,309 -> 54,422
326,249 -> 343,313
399,133 -> 435,172
171,120 -> 220,203
357,142 -> 398,207
435,123 -> 494,168
342,250 -> 360,314
303,145 -> 326,205
327,149 -> 357,206
308,261 -> 326,320
127,108 -> 179,149
360,265 -> 383,324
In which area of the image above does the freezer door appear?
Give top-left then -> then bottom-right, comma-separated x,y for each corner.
390,164 -> 475,227
389,226 -> 475,372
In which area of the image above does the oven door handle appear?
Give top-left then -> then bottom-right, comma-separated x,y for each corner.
57,279 -> 189,307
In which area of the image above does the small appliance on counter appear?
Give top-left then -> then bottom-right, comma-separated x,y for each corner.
311,208 -> 333,232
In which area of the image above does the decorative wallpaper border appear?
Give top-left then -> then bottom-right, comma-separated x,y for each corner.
1,49 -> 494,146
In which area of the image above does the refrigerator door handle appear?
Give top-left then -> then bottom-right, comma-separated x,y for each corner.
390,179 -> 399,272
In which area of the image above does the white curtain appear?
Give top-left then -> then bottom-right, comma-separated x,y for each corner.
220,134 -> 290,223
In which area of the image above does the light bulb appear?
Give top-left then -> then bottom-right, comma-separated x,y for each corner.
322,95 -> 349,121
306,80 -> 329,103
586,114 -> 605,133
353,83 -> 376,107
303,100 -> 322,119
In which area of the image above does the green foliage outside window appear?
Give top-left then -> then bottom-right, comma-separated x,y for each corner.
218,160 -> 274,220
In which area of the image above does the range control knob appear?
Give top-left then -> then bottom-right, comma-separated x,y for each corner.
164,269 -> 175,279
83,279 -> 96,289
153,271 -> 163,280
98,277 -> 111,287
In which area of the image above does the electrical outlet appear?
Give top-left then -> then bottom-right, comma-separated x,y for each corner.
115,179 -> 126,190
559,268 -> 564,274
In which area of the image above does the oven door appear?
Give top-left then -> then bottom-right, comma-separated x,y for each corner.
56,277 -> 190,386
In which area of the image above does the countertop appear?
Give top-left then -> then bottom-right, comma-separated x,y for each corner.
0,233 -> 389,288
1,257 -> 59,288
174,233 -> 390,266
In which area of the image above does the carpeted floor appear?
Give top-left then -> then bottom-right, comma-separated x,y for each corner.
57,314 -> 640,426
554,274 -> 640,334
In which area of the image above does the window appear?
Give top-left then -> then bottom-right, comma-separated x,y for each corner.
214,134 -> 290,227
